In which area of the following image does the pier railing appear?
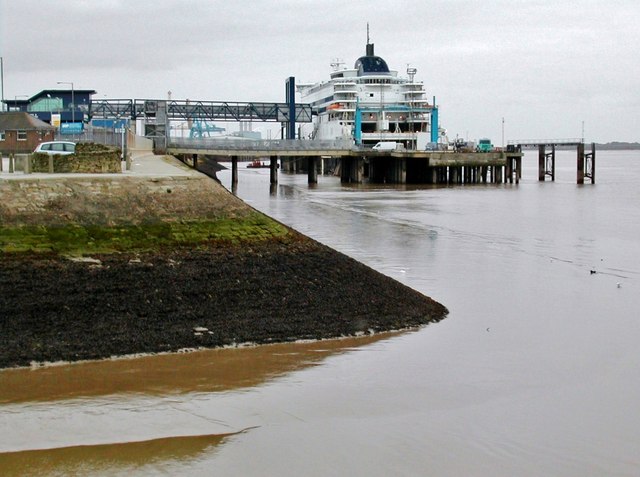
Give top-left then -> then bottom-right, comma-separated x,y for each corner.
168,137 -> 355,152
508,138 -> 584,147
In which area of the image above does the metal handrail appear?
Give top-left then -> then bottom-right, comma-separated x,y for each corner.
508,138 -> 584,145
167,137 -> 355,151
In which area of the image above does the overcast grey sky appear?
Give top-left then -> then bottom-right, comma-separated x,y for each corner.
1,0 -> 638,142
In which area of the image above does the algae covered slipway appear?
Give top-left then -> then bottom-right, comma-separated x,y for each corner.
0,154 -> 447,369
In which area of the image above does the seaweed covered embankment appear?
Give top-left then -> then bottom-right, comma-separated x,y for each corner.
0,157 -> 447,368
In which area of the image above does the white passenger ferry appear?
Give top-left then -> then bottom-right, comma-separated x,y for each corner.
297,33 -> 439,150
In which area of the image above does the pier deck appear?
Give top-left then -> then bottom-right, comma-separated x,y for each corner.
165,138 -> 522,186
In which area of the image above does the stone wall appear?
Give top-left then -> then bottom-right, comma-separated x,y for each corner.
0,174 -> 252,227
30,144 -> 121,173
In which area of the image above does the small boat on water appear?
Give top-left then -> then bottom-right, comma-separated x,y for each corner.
247,160 -> 271,168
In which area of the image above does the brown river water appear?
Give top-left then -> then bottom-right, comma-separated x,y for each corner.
1,150 -> 639,476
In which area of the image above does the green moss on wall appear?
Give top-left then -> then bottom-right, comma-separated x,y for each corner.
0,213 -> 292,255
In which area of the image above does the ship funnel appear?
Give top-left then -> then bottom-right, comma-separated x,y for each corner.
365,22 -> 374,56
366,42 -> 374,56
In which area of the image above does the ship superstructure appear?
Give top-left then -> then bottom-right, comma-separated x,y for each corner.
297,34 -> 438,149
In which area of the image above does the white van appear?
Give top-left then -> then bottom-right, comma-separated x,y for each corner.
372,142 -> 401,151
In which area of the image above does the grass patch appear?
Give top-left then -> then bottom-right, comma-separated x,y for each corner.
0,213 -> 291,255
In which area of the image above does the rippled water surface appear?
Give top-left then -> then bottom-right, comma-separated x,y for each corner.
2,150 -> 639,476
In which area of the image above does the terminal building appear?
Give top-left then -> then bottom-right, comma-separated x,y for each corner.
2,89 -> 96,132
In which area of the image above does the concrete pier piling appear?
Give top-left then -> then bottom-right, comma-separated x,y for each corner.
340,156 -> 364,183
270,155 -> 278,184
578,143 -> 596,184
538,144 -> 556,181
231,156 -> 238,185
506,156 -> 521,184
308,156 -> 318,184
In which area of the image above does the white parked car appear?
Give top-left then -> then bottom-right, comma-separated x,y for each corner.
34,141 -> 76,155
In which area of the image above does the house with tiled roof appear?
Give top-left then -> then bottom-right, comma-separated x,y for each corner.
0,112 -> 55,155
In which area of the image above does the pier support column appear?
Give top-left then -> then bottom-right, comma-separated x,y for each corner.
231,156 -> 238,186
270,155 -> 278,184
538,145 -> 546,181
354,157 -> 364,183
577,142 -> 596,185
308,156 -> 318,184
577,143 -> 585,184
440,167 -> 448,184
429,167 -> 437,184
585,143 -> 596,184
505,155 -> 519,184
340,158 -> 349,183
548,145 -> 556,181
392,157 -> 406,184
340,156 -> 364,183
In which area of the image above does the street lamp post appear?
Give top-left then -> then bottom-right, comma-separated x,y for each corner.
1,57 -> 4,112
56,81 -> 75,124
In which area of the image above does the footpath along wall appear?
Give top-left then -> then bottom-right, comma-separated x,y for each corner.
0,155 -> 447,369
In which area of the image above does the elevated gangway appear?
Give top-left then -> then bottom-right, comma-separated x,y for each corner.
88,98 -> 314,153
89,99 -> 314,123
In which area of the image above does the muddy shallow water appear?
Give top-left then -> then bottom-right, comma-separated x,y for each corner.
2,150 -> 640,476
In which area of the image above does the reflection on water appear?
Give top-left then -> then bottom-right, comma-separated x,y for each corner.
0,334 -> 393,404
0,332 -> 402,473
0,433 -> 229,477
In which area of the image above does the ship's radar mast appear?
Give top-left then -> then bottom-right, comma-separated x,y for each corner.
407,65 -> 417,82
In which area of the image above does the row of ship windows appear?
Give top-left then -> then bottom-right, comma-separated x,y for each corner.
315,92 -> 427,108
362,79 -> 393,84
